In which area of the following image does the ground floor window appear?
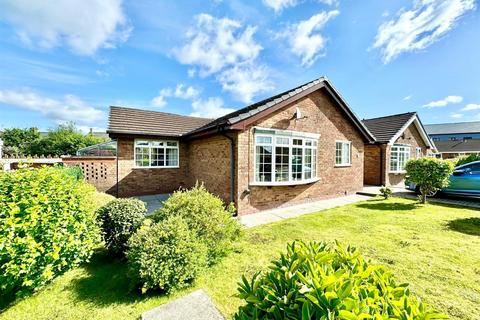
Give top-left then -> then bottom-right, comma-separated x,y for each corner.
390,144 -> 410,172
335,141 -> 351,166
416,147 -> 422,159
134,140 -> 179,168
255,131 -> 317,183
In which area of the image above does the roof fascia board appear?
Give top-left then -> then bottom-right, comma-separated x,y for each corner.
229,82 -> 325,130
387,115 -> 434,149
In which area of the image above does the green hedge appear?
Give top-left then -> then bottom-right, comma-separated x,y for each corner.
152,184 -> 242,264
235,241 -> 446,320
0,166 -> 110,297
97,198 -> 146,256
126,217 -> 208,293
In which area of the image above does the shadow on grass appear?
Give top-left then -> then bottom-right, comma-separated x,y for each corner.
69,248 -> 150,306
355,202 -> 418,211
447,217 -> 480,236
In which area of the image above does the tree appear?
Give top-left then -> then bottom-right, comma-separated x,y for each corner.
405,158 -> 454,204
0,128 -> 40,155
29,123 -> 107,156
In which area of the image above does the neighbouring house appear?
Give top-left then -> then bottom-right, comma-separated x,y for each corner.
106,77 -> 376,215
425,121 -> 480,159
362,112 -> 435,187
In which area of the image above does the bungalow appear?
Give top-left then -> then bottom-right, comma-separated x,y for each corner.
107,77 -> 376,215
362,112 -> 435,187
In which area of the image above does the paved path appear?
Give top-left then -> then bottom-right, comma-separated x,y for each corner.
141,290 -> 224,320
134,193 -> 170,215
239,194 -> 372,228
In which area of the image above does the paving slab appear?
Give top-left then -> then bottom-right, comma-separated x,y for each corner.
240,194 -> 371,228
133,193 -> 171,215
141,290 -> 224,320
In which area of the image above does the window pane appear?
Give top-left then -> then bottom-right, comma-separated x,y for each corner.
135,147 -> 150,167
256,136 -> 272,144
335,142 -> 342,165
151,147 -> 165,167
136,141 -> 149,146
342,143 -> 350,164
167,141 -> 178,147
276,137 -> 289,145
275,146 -> 289,181
166,148 -> 178,166
151,141 -> 164,146
256,146 -> 272,182
304,148 -> 312,179
292,147 -> 303,180
293,139 -> 302,146
312,150 -> 317,178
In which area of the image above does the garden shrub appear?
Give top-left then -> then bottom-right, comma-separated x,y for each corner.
454,153 -> 480,167
62,165 -> 84,181
405,158 -> 454,204
126,216 -> 207,294
235,241 -> 446,320
152,184 -> 242,263
0,166 -> 102,297
97,198 -> 146,256
379,186 -> 392,199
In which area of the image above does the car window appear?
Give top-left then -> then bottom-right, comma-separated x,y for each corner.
463,163 -> 480,174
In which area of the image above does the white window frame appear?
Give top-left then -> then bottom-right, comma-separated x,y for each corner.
390,144 -> 410,173
335,141 -> 352,167
416,147 -> 422,159
134,139 -> 179,169
252,130 -> 319,186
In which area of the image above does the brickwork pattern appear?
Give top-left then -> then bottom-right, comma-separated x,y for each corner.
63,157 -> 117,193
235,90 -> 365,215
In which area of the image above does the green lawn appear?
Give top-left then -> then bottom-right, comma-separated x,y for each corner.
1,197 -> 479,320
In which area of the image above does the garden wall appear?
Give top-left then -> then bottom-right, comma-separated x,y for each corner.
62,156 -> 117,194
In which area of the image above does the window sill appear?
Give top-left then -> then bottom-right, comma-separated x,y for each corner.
389,171 -> 406,174
133,166 -> 180,169
335,164 -> 352,167
249,177 -> 320,187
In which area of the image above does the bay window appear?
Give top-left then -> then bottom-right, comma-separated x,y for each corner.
335,141 -> 351,166
254,130 -> 318,184
390,144 -> 410,172
134,140 -> 179,168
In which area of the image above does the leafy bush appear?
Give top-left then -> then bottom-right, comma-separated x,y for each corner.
379,186 -> 392,199
62,165 -> 84,181
97,198 -> 146,256
0,166 -> 102,297
405,158 -> 454,204
454,154 -> 480,167
126,217 -> 207,294
235,241 -> 446,320
152,184 -> 241,263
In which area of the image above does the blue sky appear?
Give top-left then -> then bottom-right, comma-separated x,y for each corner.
0,0 -> 479,132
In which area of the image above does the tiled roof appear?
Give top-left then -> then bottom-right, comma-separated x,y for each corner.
425,121 -> 480,135
362,112 -> 416,143
434,139 -> 480,153
107,77 -> 375,142
107,106 -> 212,137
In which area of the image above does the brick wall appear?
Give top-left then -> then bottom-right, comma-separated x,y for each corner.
384,123 -> 428,186
364,144 -> 382,185
63,156 -> 117,193
186,134 -> 233,204
116,138 -> 188,197
235,89 -> 365,215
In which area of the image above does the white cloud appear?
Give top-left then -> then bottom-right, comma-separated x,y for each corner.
422,95 -> 463,108
0,0 -> 131,55
218,64 -> 274,103
461,103 -> 480,111
174,14 -> 262,75
77,125 -> 107,134
190,97 -> 236,118
372,0 -> 475,63
0,89 -> 104,125
277,10 -> 339,66
263,0 -> 298,12
151,84 -> 200,108
174,13 -> 273,104
451,113 -> 464,118
403,95 -> 412,101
